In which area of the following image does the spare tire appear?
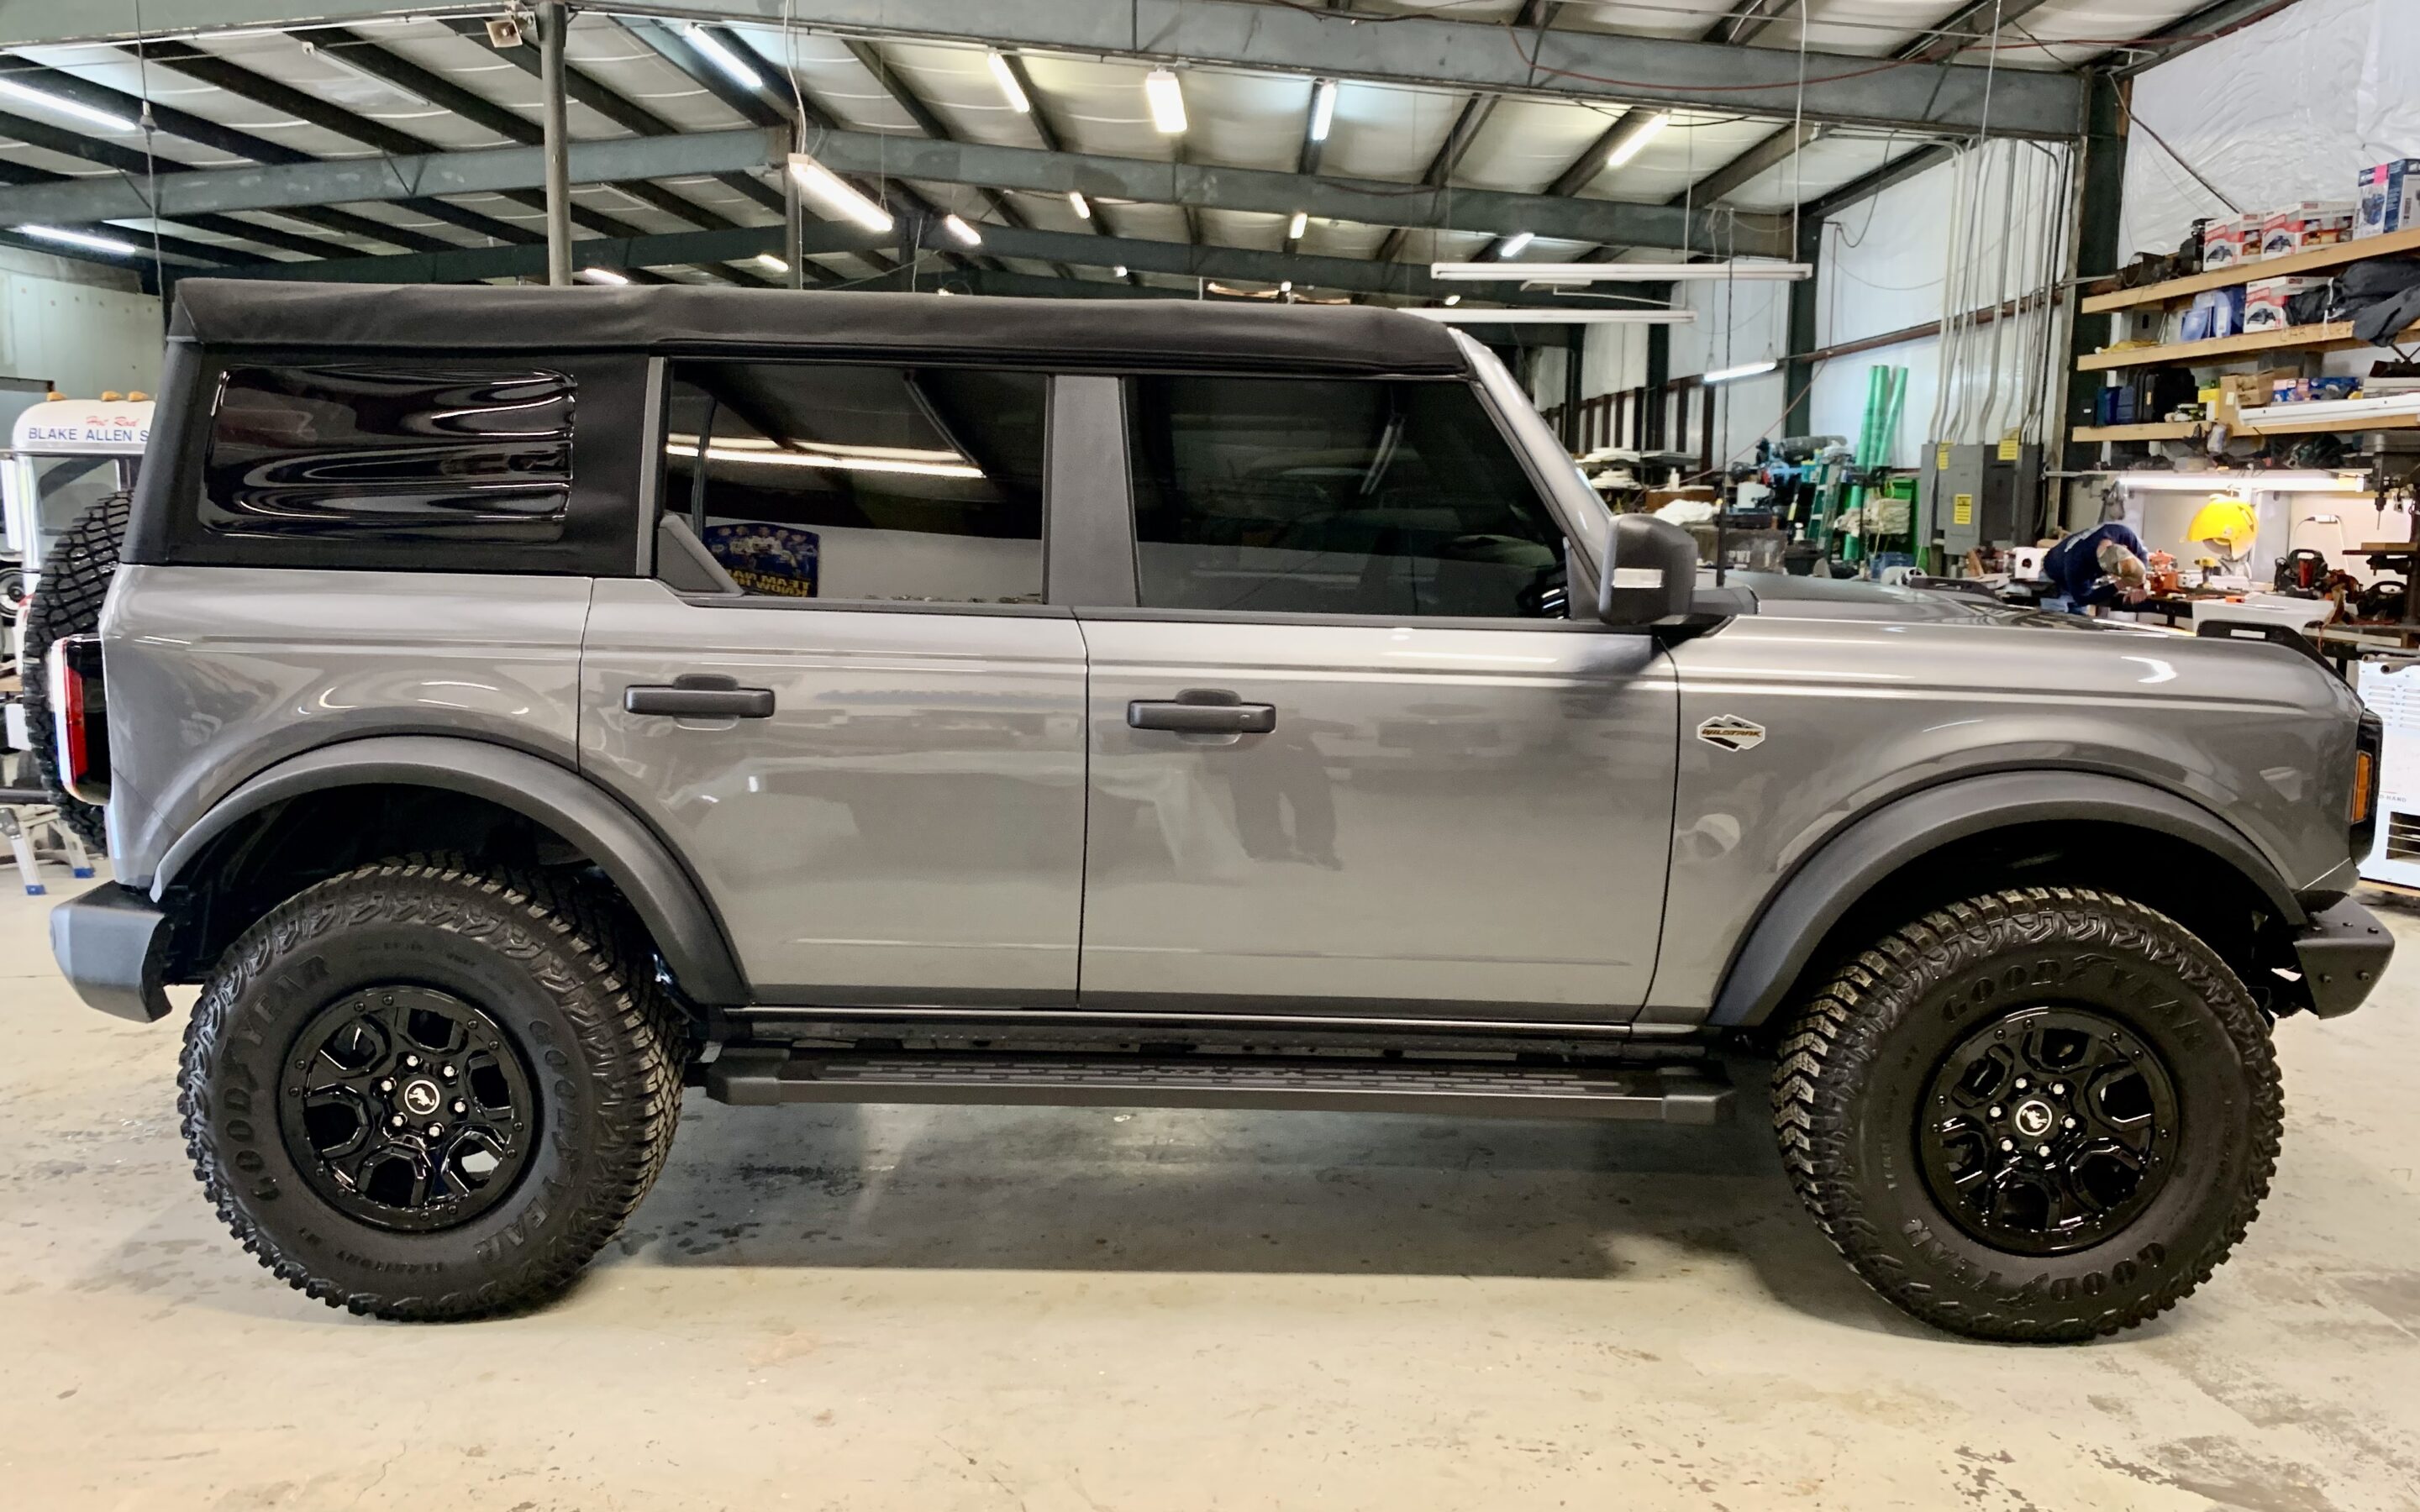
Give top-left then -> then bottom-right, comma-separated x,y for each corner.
20,492 -> 131,850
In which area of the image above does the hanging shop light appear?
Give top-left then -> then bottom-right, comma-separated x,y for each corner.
943,213 -> 984,247
1495,231 -> 1537,259
15,223 -> 138,255
985,50 -> 1031,113
1606,112 -> 1670,169
787,153 -> 895,233
1067,191 -> 1092,220
1430,260 -> 1812,282
1144,68 -> 1188,134
1307,78 -> 1337,143
1703,359 -> 1780,383
1287,211 -> 1308,239
576,267 -> 631,285
1410,308 -> 1697,325
682,24 -> 765,92
0,78 -> 137,133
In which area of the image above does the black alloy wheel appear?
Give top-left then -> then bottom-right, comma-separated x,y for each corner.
1772,887 -> 2282,1341
278,986 -> 538,1233
1918,1005 -> 2179,1256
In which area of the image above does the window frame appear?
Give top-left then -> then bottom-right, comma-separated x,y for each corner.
1081,367 -> 1607,627
139,347 -> 652,576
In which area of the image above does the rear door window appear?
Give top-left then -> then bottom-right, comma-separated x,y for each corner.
660,362 -> 1046,604
1123,375 -> 1568,617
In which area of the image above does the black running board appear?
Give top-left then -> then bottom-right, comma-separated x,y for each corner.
706,1049 -> 1733,1124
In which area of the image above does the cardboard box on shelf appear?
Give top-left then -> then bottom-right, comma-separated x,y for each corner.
2260,202 -> 2356,256
2244,275 -> 2331,332
2355,160 -> 2420,239
2220,368 -> 2302,408
2203,217 -> 2248,268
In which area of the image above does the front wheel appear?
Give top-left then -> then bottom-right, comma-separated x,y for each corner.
179,855 -> 684,1320
1772,887 -> 2282,1341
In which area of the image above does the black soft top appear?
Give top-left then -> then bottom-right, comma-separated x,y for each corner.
169,279 -> 1472,375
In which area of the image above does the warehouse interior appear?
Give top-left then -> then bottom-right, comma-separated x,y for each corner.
3,2 -> 2419,1508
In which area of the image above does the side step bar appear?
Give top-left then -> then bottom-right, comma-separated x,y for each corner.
706,1049 -> 1733,1125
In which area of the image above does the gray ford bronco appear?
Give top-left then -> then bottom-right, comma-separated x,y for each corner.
40,280 -> 2392,1340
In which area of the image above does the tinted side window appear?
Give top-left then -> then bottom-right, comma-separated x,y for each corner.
661,362 -> 1045,603
204,365 -> 572,541
1125,375 -> 1567,617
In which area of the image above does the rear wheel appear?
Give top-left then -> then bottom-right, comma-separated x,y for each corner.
179,854 -> 684,1320
1772,887 -> 2281,1341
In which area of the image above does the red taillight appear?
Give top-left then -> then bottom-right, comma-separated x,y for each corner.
45,634 -> 109,806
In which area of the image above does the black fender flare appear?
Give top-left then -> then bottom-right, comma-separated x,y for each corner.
153,735 -> 748,1005
1708,769 -> 2306,1028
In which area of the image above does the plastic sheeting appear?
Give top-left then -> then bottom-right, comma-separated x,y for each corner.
2120,0 -> 2420,260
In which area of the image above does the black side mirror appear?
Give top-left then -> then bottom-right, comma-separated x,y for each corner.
1597,514 -> 1700,627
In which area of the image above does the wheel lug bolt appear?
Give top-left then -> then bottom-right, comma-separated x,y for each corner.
2064,1116 -> 2077,1130
378,1079 -> 395,1093
2000,1138 -> 2015,1152
389,1115 -> 404,1129
428,1122 -> 444,1137
452,1100 -> 468,1115
2051,1082 -> 2066,1096
405,1055 -> 421,1068
2014,1077 -> 2028,1090
2037,1144 -> 2052,1157
1988,1105 -> 2004,1119
442,1064 -> 456,1079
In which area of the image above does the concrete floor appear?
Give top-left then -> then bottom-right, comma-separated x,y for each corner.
3,873 -> 2417,1512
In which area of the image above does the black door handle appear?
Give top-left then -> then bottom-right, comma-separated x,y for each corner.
624,674 -> 776,718
1128,690 -> 1276,735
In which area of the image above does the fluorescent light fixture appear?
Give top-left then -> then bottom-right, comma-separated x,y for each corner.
2111,470 -> 2371,492
299,39 -> 429,105
1606,111 -> 1670,170
682,24 -> 764,92
1308,78 -> 1337,143
576,267 -> 630,285
1410,308 -> 1697,325
1430,260 -> 1812,282
1067,191 -> 1091,220
1113,264 -> 1128,277
943,213 -> 983,247
1280,280 -> 1293,293
15,224 -> 138,256
788,152 -> 894,233
985,50 -> 1030,113
1703,359 -> 1779,383
1144,67 -> 1187,134
1442,294 -> 1460,307
755,253 -> 788,273
1286,210 -> 1307,239
1496,231 -> 1536,259
0,78 -> 137,133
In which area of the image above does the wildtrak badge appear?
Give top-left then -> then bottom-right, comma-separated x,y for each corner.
1697,716 -> 1766,752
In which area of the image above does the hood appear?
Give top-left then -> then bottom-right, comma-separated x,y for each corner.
1723,571 -> 2116,631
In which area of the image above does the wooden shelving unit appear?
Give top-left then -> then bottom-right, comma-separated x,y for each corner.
2078,320 -> 2420,373
2079,226 -> 2420,314
2073,412 -> 2420,443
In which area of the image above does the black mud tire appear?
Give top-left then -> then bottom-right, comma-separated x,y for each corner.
179,854 -> 684,1321
1771,887 -> 2282,1342
19,491 -> 130,849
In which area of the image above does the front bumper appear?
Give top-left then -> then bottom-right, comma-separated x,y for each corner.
2292,896 -> 2394,1018
49,882 -> 171,1023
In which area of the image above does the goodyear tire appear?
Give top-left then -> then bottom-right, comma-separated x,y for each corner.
179,855 -> 683,1320
20,491 -> 130,849
1772,887 -> 2281,1342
